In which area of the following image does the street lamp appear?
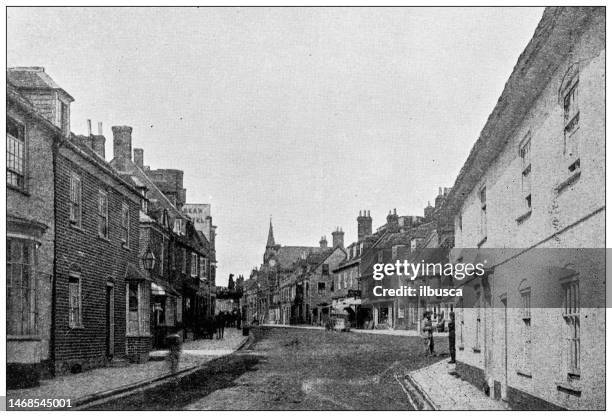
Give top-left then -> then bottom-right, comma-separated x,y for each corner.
143,249 -> 156,271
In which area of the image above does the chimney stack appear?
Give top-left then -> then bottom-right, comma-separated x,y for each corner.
319,235 -> 328,249
98,122 -> 103,136
357,210 -> 373,241
112,125 -> 133,161
424,201 -> 435,220
332,227 -> 345,249
87,119 -> 92,136
134,148 -> 144,169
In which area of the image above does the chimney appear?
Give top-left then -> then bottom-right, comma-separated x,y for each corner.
435,187 -> 447,209
92,135 -> 106,160
87,119 -> 92,136
357,210 -> 373,241
424,201 -> 435,220
332,227 -> 344,249
387,208 -> 399,232
112,126 -> 133,161
98,122 -> 103,135
134,148 -> 144,169
319,236 -> 328,249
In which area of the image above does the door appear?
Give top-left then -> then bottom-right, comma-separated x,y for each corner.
501,297 -> 508,401
106,283 -> 114,358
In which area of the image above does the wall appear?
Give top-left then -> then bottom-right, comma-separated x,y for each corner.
454,12 -> 604,410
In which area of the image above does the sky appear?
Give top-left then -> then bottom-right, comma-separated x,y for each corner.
7,7 -> 544,286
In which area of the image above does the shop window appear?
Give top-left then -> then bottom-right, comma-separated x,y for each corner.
126,281 -> 150,336
7,238 -> 38,335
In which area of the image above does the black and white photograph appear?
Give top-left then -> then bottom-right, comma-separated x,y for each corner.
3,4 -> 607,412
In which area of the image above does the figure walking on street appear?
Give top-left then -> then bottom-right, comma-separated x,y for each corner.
165,331 -> 182,377
448,311 -> 456,364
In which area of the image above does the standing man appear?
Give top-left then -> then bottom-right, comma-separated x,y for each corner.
421,311 -> 433,356
448,311 -> 456,364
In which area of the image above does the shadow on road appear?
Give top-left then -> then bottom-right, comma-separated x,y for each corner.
85,353 -> 261,411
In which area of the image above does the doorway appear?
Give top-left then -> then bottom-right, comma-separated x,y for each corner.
106,283 -> 115,358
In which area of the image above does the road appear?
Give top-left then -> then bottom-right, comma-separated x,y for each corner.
88,327 -> 449,410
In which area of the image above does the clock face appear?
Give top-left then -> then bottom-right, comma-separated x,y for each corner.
268,259 -> 276,267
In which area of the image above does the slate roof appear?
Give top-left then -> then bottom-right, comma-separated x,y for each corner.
7,67 -> 74,100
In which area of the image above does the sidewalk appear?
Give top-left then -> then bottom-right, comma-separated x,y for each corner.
7,328 -> 247,407
406,359 -> 507,410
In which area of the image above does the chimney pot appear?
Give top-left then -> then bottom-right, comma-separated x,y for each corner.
87,119 -> 92,136
98,122 -> 103,136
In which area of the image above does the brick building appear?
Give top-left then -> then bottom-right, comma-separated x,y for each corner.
444,7 -> 604,410
111,132 -> 215,345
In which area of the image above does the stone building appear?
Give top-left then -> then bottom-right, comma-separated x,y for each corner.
6,69 -> 66,386
305,245 -> 347,325
444,7 -> 604,410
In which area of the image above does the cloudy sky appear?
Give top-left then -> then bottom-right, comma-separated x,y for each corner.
8,7 -> 544,285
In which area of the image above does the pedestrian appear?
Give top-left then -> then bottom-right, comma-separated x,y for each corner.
421,311 -> 434,356
165,331 -> 182,377
215,313 -> 225,339
448,311 -> 456,364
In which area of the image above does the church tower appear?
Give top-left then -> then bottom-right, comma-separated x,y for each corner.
264,218 -> 280,263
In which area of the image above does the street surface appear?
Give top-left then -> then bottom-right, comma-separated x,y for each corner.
90,327 -> 448,410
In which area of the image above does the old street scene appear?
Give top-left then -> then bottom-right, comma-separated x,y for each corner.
5,7 -> 605,411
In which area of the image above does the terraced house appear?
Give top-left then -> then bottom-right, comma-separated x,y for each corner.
444,7 -> 605,410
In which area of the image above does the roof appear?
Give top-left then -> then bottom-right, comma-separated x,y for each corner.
444,7 -> 599,214
276,246 -> 323,269
7,67 -> 75,101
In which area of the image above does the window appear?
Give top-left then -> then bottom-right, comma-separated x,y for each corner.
563,280 -> 580,376
377,252 -> 383,263
159,241 -> 164,275
563,77 -> 580,168
126,281 -> 150,336
318,282 -> 326,294
68,266 -> 82,328
191,253 -> 198,277
121,203 -> 130,247
69,173 -> 82,228
7,239 -> 38,335
520,290 -> 532,374
519,136 -> 532,211
479,187 -> 487,242
98,191 -> 109,238
343,272 -> 347,289
182,248 -> 187,273
330,279 -> 334,292
322,264 -> 329,275
199,256 -> 207,278
7,118 -> 26,190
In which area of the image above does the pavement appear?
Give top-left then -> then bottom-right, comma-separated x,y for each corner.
406,359 -> 507,410
6,328 -> 248,409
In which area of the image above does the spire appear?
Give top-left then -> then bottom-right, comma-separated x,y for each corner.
266,217 -> 275,248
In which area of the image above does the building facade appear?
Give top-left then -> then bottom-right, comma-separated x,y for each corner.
445,7 -> 605,410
